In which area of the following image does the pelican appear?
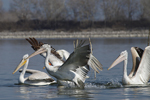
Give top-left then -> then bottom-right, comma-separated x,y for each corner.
26,38 -> 96,86
108,46 -> 150,85
13,54 -> 56,85
26,40 -> 103,88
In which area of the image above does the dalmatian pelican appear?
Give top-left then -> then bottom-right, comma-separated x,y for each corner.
108,46 -> 150,85
13,54 -> 56,85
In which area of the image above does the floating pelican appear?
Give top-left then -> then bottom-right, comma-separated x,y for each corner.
26,40 -> 103,88
13,54 -> 56,85
108,46 -> 150,85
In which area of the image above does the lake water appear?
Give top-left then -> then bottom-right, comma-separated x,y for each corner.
0,37 -> 150,100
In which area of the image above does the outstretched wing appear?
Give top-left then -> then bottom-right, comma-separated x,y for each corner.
26,37 -> 63,62
26,37 -> 43,51
59,40 -> 103,73
88,54 -> 103,73
59,40 -> 90,71
133,46 -> 150,83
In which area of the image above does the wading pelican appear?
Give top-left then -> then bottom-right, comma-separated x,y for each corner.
108,46 -> 150,85
26,40 -> 103,88
26,38 -> 97,86
13,54 -> 56,85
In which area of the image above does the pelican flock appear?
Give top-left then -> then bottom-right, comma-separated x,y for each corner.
25,38 -> 103,88
108,46 -> 150,85
12,37 -> 150,88
13,54 -> 56,85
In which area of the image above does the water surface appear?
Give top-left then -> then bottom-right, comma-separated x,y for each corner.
0,38 -> 150,100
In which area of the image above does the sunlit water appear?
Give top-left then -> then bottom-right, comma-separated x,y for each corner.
0,37 -> 150,100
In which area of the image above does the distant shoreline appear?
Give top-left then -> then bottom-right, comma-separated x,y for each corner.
0,29 -> 149,39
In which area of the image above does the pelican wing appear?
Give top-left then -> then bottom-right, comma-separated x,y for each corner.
59,40 -> 103,73
88,54 -> 103,73
26,37 -> 63,62
75,66 -> 90,82
19,69 -> 43,74
59,43 -> 91,71
26,37 -> 43,51
133,46 -> 150,83
28,72 -> 53,81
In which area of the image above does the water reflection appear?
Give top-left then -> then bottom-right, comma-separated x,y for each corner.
18,86 -> 32,99
124,86 -> 150,95
57,88 -> 92,99
17,85 -> 93,99
18,86 -> 59,99
123,84 -> 150,100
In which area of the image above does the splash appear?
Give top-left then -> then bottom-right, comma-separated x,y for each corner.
57,79 -> 123,89
105,79 -> 123,88
85,83 -> 106,89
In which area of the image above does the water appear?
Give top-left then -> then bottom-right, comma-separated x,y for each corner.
0,37 -> 150,100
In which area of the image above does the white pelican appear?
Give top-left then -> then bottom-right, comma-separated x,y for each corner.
13,54 -> 56,85
26,38 -> 96,86
108,46 -> 150,85
26,40 -> 103,88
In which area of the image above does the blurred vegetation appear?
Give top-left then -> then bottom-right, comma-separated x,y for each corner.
0,0 -> 150,32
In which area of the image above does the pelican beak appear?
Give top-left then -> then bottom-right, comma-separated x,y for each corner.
26,48 -> 47,59
13,59 -> 27,74
108,54 -> 125,70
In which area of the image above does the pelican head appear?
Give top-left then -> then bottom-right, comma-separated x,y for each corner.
13,54 -> 29,74
108,50 -> 128,70
27,44 -> 51,60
